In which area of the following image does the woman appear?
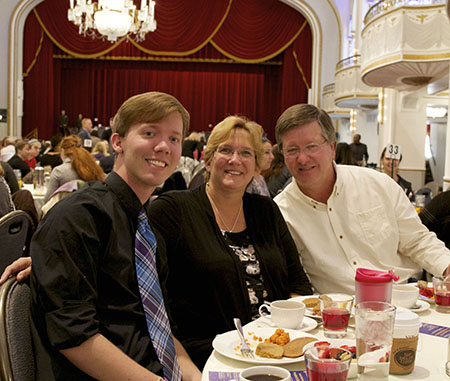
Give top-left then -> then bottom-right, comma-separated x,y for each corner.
8,140 -> 32,178
246,137 -> 274,196
91,140 -> 109,160
44,135 -> 104,202
380,146 -> 414,199
262,145 -> 292,198
39,135 -> 63,169
147,116 -> 312,368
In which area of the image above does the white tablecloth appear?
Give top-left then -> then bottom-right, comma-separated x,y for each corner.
202,304 -> 450,380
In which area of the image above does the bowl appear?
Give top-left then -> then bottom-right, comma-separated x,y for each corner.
240,365 -> 291,381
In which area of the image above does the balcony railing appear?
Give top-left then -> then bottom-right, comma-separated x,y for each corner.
336,55 -> 360,72
364,0 -> 446,25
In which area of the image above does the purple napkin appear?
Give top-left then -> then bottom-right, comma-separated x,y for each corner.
208,370 -> 308,381
419,322 -> 450,338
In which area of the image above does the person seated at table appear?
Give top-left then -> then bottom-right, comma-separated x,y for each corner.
39,135 -> 63,169
0,161 -> 19,194
147,115 -> 312,369
5,92 -> 201,380
11,189 -> 40,235
273,104 -> 450,294
8,139 -> 32,179
91,140 -> 109,160
262,144 -> 292,198
380,146 -> 414,200
420,190 -> 450,249
246,137 -> 274,197
44,135 -> 104,202
25,139 -> 42,169
0,164 -> 15,217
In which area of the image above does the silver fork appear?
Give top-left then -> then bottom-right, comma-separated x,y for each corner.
233,318 -> 255,359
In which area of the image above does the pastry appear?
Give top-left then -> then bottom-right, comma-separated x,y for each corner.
255,342 -> 284,359
283,337 -> 318,358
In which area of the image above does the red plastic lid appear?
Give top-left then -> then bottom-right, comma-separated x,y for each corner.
355,268 -> 399,283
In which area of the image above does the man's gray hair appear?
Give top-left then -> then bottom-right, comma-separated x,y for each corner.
275,104 -> 336,149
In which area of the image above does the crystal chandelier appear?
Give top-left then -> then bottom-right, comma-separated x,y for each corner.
67,0 -> 156,42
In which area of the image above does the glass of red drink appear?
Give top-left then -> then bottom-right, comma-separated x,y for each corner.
320,294 -> 354,338
433,276 -> 450,312
305,346 -> 352,381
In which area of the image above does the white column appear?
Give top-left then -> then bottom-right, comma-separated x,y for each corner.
443,68 -> 450,191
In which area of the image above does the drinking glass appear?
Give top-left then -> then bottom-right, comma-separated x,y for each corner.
305,346 -> 352,381
355,301 -> 396,381
432,276 -> 450,312
320,293 -> 354,338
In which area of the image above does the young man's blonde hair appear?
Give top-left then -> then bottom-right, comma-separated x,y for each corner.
113,92 -> 190,137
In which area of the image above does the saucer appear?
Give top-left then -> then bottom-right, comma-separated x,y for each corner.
396,300 -> 430,313
249,315 -> 318,332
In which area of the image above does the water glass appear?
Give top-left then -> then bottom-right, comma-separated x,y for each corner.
432,276 -> 450,312
355,301 -> 396,380
320,294 -> 354,338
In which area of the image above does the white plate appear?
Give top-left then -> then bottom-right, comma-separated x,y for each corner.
289,295 -> 322,318
250,315 -> 318,332
303,338 -> 357,379
212,327 -> 318,365
396,299 -> 430,313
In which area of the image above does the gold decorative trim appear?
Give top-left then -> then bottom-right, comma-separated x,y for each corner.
130,0 -> 232,56
364,3 -> 445,27
335,94 -> 378,101
34,9 -> 125,58
361,53 -> 450,75
211,20 -> 308,64
292,50 -> 310,89
23,29 -> 44,78
444,178 -> 450,183
52,54 -> 283,65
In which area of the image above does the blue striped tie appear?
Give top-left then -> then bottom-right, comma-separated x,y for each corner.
135,209 -> 182,380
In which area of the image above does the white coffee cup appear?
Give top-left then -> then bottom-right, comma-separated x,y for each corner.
240,365 -> 291,381
392,284 -> 419,309
258,300 -> 305,329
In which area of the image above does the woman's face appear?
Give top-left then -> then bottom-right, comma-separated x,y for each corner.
206,129 -> 257,194
18,145 -> 32,160
382,155 -> 400,174
260,141 -> 274,171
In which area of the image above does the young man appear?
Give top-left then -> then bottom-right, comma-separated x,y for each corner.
29,92 -> 201,380
274,104 -> 450,294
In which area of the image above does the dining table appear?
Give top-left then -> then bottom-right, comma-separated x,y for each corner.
23,184 -> 47,218
202,299 -> 450,381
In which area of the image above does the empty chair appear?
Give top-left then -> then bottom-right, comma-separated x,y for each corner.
0,211 -> 32,274
0,278 -> 34,381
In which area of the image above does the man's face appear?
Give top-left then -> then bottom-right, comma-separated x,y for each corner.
112,111 -> 183,201
281,121 -> 335,193
83,119 -> 93,132
31,143 -> 41,158
353,134 -> 361,144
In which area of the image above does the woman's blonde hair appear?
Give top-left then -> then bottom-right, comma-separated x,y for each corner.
92,141 -> 108,156
203,116 -> 264,180
60,136 -> 105,182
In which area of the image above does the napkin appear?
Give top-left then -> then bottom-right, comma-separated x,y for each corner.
208,370 -> 308,380
419,322 -> 450,338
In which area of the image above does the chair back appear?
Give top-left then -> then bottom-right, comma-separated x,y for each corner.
0,278 -> 34,381
0,211 -> 32,274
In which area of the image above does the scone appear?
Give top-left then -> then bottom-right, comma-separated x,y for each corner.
301,297 -> 319,308
255,342 -> 284,359
283,337 -> 318,358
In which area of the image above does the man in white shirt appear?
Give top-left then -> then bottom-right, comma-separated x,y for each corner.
274,104 -> 450,294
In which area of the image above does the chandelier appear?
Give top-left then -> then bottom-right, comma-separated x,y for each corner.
67,0 -> 156,42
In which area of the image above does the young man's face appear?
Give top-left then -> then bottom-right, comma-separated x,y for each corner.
112,111 -> 183,202
281,121 -> 335,193
31,143 -> 41,158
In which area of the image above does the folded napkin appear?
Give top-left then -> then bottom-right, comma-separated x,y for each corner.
419,322 -> 450,338
208,370 -> 308,381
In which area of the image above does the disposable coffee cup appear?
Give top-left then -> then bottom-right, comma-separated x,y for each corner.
389,309 -> 421,375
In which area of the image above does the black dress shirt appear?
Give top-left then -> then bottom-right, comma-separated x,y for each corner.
147,185 -> 312,368
8,154 -> 30,178
30,172 -> 165,380
0,161 -> 19,194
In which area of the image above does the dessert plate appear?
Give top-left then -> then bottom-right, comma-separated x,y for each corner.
250,315 -> 318,332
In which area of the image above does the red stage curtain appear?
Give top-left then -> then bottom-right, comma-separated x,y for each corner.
22,0 -> 312,140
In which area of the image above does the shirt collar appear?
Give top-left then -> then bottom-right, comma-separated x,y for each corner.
105,172 -> 144,222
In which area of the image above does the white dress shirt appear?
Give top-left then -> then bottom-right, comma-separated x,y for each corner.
275,164 -> 450,294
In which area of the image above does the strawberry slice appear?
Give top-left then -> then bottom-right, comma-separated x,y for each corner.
314,341 -> 330,347
328,347 -> 343,359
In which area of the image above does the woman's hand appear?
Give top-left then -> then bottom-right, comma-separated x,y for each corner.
0,257 -> 32,285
